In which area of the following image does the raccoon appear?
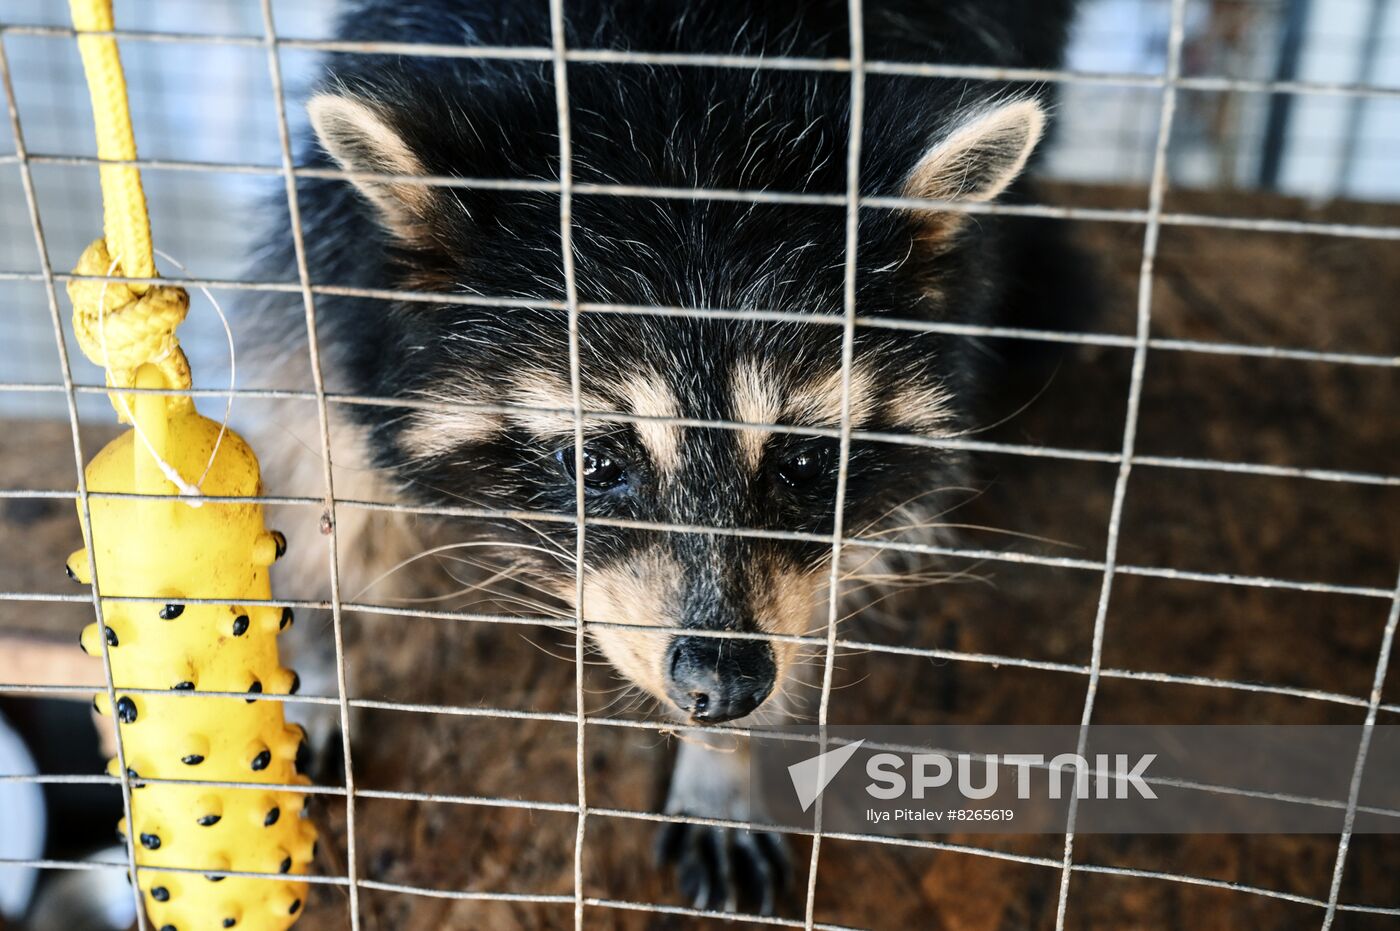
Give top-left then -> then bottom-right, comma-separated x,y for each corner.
245,0 -> 1079,913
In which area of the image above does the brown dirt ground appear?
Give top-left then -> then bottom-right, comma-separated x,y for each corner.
1,183 -> 1397,930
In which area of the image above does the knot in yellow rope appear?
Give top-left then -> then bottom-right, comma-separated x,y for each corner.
68,238 -> 193,418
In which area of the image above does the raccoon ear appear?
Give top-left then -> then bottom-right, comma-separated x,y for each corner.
903,98 -> 1045,207
308,92 -> 435,241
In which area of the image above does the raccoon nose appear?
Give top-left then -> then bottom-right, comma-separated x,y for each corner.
664,636 -> 776,724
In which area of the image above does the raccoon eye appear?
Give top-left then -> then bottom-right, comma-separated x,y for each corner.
557,447 -> 627,491
775,445 -> 832,488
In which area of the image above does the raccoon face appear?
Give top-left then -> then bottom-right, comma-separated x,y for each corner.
304,74 -> 1043,722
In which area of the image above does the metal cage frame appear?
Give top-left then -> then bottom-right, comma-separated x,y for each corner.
1,1 -> 1398,929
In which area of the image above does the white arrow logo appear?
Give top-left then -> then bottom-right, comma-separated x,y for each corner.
787,739 -> 866,812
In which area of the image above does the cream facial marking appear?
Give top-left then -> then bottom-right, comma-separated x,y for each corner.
572,548 -> 683,700
729,359 -> 783,472
783,363 -> 877,429
751,562 -> 824,671
507,370 -> 610,439
622,372 -> 683,475
398,399 -> 503,459
885,381 -> 956,435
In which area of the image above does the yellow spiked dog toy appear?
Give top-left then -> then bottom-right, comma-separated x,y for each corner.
66,1 -> 316,928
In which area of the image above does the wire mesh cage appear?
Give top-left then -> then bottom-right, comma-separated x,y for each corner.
1,0 -> 1398,929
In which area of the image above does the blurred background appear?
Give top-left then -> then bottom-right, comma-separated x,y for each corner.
1,2 -> 1398,929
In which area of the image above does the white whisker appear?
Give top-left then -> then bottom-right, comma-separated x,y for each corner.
349,539 -> 572,602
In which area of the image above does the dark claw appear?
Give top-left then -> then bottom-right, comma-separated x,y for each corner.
654,819 -> 790,916
734,829 -> 787,915
654,820 -> 685,864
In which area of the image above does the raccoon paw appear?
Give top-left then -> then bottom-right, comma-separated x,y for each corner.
654,819 -> 790,916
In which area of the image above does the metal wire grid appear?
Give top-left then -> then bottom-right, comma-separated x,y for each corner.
0,2 -> 1398,929
802,1 -> 866,924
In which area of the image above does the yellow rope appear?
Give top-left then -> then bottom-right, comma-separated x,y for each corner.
69,0 -> 153,285
67,0 -> 192,413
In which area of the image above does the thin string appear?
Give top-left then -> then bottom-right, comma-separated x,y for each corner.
153,248 -> 235,491
94,250 -> 236,506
